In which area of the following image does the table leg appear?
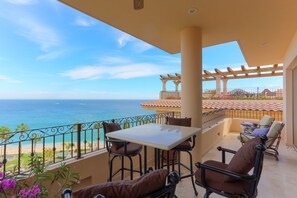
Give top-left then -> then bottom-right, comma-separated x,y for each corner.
157,149 -> 161,169
144,146 -> 147,173
166,150 -> 170,171
154,148 -> 157,170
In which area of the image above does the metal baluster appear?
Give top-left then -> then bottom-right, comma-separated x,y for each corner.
76,124 -> 82,159
53,136 -> 56,163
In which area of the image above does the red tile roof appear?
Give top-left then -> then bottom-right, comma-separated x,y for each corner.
141,100 -> 283,111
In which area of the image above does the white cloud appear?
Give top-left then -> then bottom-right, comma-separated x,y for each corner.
118,33 -> 133,48
0,75 -> 21,83
117,33 -> 153,52
37,50 -> 64,60
4,0 -> 37,5
61,63 -> 179,80
100,56 -> 131,65
17,17 -> 60,51
147,55 -> 181,65
133,42 -> 153,53
74,17 -> 96,27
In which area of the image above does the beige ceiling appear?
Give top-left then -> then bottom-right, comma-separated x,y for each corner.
59,0 -> 297,66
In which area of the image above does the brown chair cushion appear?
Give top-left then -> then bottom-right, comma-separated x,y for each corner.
225,137 -> 261,182
72,169 -> 168,198
195,160 -> 250,195
103,122 -> 124,150
167,117 -> 191,127
172,140 -> 191,150
167,117 -> 192,142
111,142 -> 142,156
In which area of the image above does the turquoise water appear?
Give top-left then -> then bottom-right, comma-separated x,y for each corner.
0,99 -> 154,131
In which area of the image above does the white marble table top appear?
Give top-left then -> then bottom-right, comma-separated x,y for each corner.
106,123 -> 201,150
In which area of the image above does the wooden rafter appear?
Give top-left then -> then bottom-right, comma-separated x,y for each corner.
162,64 -> 283,82
215,68 -> 226,78
227,67 -> 237,77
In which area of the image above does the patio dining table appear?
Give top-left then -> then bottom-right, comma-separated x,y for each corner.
106,123 -> 202,172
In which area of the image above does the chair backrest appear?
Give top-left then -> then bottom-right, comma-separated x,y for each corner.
102,121 -> 123,151
166,117 -> 192,142
265,121 -> 285,147
165,117 -> 191,127
227,137 -> 267,196
62,169 -> 180,198
258,115 -> 274,128
249,140 -> 267,196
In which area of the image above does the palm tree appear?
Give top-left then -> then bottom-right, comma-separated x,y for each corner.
15,123 -> 30,132
32,133 -> 41,152
0,126 -> 12,157
0,126 -> 12,142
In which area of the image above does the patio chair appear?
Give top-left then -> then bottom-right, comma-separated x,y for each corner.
241,115 -> 274,133
238,121 -> 285,160
61,169 -> 180,198
195,136 -> 267,198
163,116 -> 198,196
103,120 -> 142,181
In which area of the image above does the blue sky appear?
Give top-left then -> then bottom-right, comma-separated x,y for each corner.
0,0 -> 283,99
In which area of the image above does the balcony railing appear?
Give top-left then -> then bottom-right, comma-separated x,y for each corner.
0,112 -> 175,177
0,110 -> 226,177
225,109 -> 283,121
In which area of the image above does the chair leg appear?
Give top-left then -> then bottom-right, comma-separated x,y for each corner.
121,157 -> 124,180
188,151 -> 198,196
204,190 -> 212,198
138,153 -> 142,176
109,156 -> 117,182
172,150 -> 177,171
166,151 -> 170,171
161,150 -> 164,168
128,156 -> 133,180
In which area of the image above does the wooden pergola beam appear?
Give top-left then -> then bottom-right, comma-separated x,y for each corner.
227,67 -> 237,77
162,64 -> 283,82
215,68 -> 226,78
202,72 -> 283,81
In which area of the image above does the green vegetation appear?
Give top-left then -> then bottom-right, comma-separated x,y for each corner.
0,126 -> 12,141
15,123 -> 30,132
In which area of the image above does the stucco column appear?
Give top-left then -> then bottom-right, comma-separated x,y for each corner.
174,80 -> 180,92
223,79 -> 228,95
216,75 -> 221,95
181,27 -> 202,163
161,80 -> 167,91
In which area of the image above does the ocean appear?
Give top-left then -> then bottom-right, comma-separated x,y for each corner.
0,100 -> 154,131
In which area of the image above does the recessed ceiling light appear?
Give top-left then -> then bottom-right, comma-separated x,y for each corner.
188,7 -> 198,15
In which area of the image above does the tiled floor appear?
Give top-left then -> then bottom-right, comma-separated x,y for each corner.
175,133 -> 297,198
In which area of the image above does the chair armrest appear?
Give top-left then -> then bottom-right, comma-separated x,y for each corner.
61,188 -> 71,198
106,139 -> 128,153
94,195 -> 105,198
147,171 -> 180,198
195,162 -> 256,187
106,139 -> 127,144
217,146 -> 236,163
191,135 -> 196,149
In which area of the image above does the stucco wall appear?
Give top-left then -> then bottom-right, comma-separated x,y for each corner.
283,29 -> 297,145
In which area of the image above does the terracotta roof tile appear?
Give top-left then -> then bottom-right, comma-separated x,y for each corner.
141,100 -> 283,111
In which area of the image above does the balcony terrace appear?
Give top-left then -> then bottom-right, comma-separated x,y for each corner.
1,108 -> 293,197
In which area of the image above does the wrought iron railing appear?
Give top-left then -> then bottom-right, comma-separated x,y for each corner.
0,109 -> 228,177
203,86 -> 283,100
225,109 -> 283,121
0,112 -> 174,177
